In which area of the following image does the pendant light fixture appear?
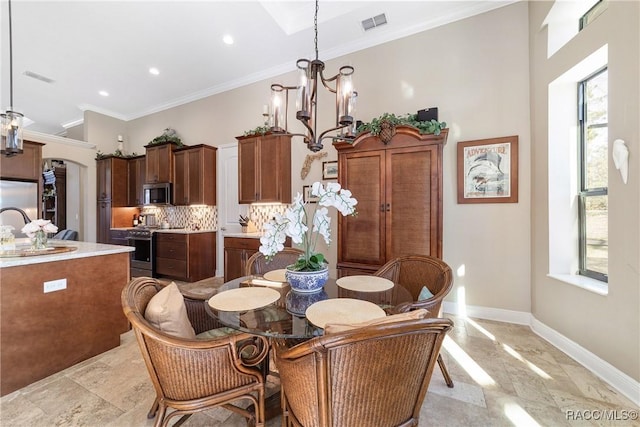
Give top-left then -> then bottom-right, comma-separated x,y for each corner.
1,0 -> 24,157
269,0 -> 357,152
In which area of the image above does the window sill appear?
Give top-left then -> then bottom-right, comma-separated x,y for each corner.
547,274 -> 608,295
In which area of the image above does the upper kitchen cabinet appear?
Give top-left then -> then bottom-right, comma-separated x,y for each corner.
96,156 -> 128,206
145,143 -> 177,183
173,145 -> 217,206
128,155 -> 145,206
334,127 -> 448,276
0,140 -> 43,181
236,133 -> 291,204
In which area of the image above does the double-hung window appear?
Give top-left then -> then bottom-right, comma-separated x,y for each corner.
577,68 -> 608,282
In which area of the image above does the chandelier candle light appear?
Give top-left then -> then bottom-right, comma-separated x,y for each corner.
260,182 -> 357,293
1,0 -> 24,157
269,0 -> 358,152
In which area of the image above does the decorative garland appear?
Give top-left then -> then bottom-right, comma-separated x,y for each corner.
357,113 -> 447,136
243,125 -> 270,137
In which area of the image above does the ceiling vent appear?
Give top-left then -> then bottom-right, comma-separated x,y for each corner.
361,13 -> 387,31
23,70 -> 55,84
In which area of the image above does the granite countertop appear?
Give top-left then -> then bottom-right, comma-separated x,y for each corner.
223,231 -> 263,239
154,228 -> 217,234
0,239 -> 134,268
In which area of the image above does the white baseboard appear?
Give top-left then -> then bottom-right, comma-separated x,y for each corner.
442,301 -> 640,407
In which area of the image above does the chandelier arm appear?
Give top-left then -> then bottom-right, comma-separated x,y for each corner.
318,124 -> 349,143
319,71 -> 339,94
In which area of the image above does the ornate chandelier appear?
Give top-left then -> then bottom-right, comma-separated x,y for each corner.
1,0 -> 24,157
269,0 -> 357,152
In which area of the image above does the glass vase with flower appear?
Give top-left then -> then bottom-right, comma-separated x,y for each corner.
259,182 -> 357,293
22,219 -> 58,251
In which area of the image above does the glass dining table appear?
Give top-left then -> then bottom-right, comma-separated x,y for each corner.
204,273 -> 414,340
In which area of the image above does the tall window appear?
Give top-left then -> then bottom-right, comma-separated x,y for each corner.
578,68 -> 608,282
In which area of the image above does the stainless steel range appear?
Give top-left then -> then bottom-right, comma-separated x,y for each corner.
127,228 -> 155,278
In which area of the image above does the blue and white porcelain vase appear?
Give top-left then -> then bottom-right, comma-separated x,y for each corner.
285,289 -> 329,315
285,266 -> 329,293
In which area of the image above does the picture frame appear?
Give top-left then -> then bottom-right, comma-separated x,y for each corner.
322,160 -> 338,180
303,185 -> 320,203
457,135 -> 519,204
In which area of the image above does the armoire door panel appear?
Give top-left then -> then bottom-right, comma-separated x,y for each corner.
340,152 -> 385,265
387,147 -> 437,258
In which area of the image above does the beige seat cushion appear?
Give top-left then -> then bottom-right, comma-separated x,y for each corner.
145,282 -> 196,339
323,308 -> 428,335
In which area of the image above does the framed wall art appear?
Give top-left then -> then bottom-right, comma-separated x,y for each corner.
322,160 -> 338,180
457,135 -> 519,204
303,185 -> 319,203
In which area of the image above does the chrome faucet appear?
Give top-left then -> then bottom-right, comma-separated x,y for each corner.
0,207 -> 32,224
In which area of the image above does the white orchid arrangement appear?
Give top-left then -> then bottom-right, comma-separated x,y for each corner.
259,182 -> 357,271
21,219 -> 58,238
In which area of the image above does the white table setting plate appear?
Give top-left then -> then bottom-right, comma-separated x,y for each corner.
263,269 -> 287,283
208,287 -> 281,312
336,275 -> 393,292
305,298 -> 386,329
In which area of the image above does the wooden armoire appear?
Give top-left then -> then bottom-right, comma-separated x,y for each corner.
334,126 -> 448,276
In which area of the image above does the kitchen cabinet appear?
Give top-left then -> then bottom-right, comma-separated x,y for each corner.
334,127 -> 448,276
109,229 -> 129,246
223,236 -> 291,282
173,145 -> 217,206
155,231 -> 216,282
236,133 -> 291,204
96,156 -> 128,205
223,237 -> 260,282
0,140 -> 43,181
145,143 -> 176,184
128,155 -> 146,206
96,156 -> 128,244
96,200 -> 112,244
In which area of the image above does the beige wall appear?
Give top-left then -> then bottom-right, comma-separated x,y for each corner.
123,2 -> 533,314
530,0 -> 640,382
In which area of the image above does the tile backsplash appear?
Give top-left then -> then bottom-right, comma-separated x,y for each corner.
248,204 -> 290,231
142,205 -> 217,230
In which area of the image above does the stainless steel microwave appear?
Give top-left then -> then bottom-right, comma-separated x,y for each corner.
143,183 -> 172,205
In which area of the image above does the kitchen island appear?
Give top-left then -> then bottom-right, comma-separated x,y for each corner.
0,239 -> 134,396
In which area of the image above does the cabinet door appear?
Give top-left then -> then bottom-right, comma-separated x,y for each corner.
338,150 -> 386,267
156,145 -> 173,183
96,200 -> 111,244
173,150 -> 188,205
386,145 -> 440,259
0,141 -> 42,181
145,147 -> 160,183
111,158 -> 129,207
238,138 -> 258,203
96,158 -> 111,200
128,157 -> 145,206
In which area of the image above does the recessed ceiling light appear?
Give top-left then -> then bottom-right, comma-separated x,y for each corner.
149,67 -> 160,75
99,90 -> 109,97
223,35 -> 234,45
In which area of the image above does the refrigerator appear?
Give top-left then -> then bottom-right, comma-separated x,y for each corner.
0,180 -> 39,237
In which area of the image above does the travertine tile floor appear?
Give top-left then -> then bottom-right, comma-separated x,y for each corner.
1,292 -> 638,426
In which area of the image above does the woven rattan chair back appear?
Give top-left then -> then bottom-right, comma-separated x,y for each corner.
375,254 -> 453,316
274,318 -> 453,427
121,277 -> 268,427
245,247 -> 305,276
375,255 -> 455,388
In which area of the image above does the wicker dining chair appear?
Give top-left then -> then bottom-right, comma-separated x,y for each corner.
375,254 -> 455,387
245,247 -> 305,276
122,277 -> 270,427
274,317 -> 453,427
